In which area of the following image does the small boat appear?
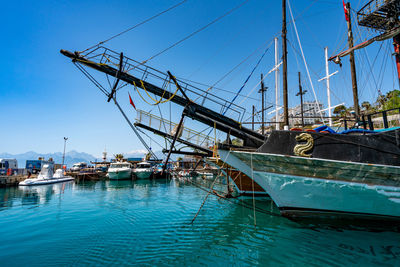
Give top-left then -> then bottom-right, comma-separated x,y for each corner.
133,161 -> 153,179
19,164 -> 74,186
108,162 -> 132,180
178,170 -> 191,177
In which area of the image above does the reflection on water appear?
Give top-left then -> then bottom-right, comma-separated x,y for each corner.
0,182 -> 74,210
0,178 -> 399,266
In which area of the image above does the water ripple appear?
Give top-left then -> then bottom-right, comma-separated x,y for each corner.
0,179 -> 399,266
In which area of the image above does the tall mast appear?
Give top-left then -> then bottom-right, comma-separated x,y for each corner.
275,37 -> 280,130
393,35 -> 400,88
345,2 -> 360,119
259,74 -> 267,135
325,47 -> 332,126
282,0 -> 289,128
296,72 -> 306,128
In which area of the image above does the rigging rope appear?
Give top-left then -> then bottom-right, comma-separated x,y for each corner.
141,0 -> 251,65
80,0 -> 188,54
133,80 -> 179,105
288,0 -> 324,122
194,37 -> 274,103
222,46 -> 269,115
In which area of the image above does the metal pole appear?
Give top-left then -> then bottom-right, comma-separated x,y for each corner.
324,47 -> 333,126
113,98 -> 158,160
62,137 -> 68,166
275,37 -> 280,130
346,2 -> 360,119
282,0 -> 289,128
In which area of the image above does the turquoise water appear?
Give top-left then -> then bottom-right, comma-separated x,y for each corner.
0,178 -> 399,266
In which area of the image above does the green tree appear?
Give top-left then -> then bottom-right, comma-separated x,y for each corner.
361,101 -> 371,111
114,154 -> 124,161
333,105 -> 347,117
383,89 -> 400,110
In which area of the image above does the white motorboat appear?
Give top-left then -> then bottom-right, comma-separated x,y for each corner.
108,162 -> 132,180
19,164 -> 74,186
133,162 -> 153,179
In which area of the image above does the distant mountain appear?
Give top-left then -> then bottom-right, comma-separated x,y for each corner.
124,149 -> 170,160
0,150 -> 174,168
0,150 -> 96,168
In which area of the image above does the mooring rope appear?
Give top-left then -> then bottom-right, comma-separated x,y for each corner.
190,150 -> 232,224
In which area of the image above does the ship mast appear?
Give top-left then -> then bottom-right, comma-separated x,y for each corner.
282,0 -> 289,129
393,34 -> 400,87
345,2 -> 360,119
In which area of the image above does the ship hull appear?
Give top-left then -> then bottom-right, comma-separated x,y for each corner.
108,170 -> 132,180
206,158 -> 268,197
134,171 -> 153,179
219,149 -> 400,219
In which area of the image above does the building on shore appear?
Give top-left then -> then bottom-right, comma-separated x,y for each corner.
273,101 -> 326,127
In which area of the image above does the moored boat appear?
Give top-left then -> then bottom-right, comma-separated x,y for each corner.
133,161 -> 153,179
206,157 -> 268,197
19,164 -> 74,186
219,127 -> 400,220
108,162 -> 132,180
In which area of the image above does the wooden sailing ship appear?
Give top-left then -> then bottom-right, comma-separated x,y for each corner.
60,0 -> 400,221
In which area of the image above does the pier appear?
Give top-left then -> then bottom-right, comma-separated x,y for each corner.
68,171 -> 108,182
0,175 -> 31,187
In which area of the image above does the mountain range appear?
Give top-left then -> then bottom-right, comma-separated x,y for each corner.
0,150 -> 170,168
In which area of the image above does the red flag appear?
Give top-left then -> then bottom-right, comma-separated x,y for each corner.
343,0 -> 349,22
129,93 -> 136,110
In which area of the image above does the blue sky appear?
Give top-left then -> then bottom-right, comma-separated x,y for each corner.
0,0 -> 397,158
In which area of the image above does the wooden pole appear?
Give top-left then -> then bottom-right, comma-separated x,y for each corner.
274,37 -> 280,130
252,105 -> 255,130
162,113 -> 185,175
282,0 -> 289,128
260,74 -> 265,134
297,72 -> 305,128
393,34 -> 400,88
346,2 -> 360,119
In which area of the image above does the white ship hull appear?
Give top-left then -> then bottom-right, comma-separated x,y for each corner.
19,176 -> 74,186
219,149 -> 400,220
108,169 -> 132,180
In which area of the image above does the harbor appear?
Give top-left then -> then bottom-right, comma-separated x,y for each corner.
2,0 -> 400,266
1,179 -> 400,266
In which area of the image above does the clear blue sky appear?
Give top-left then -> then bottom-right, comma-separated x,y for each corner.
0,0 -> 397,157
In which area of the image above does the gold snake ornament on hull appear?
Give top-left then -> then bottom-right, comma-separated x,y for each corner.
293,133 -> 314,157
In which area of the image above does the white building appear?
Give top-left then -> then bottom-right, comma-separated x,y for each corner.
276,101 -> 326,126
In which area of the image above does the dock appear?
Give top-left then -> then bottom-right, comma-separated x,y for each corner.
0,175 -> 31,187
68,171 -> 108,182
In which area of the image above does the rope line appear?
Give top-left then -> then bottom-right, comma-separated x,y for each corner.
133,80 -> 179,105
223,46 -> 270,115
80,0 -> 188,54
141,0 -> 251,64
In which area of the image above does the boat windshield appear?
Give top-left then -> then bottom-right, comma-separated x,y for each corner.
111,163 -> 130,168
137,162 -> 151,168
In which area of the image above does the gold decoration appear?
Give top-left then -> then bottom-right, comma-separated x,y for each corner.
294,133 -> 314,157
